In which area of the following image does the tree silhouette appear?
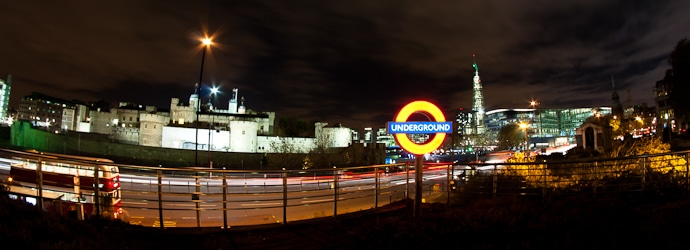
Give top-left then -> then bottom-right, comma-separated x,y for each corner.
497,124 -> 523,150
669,38 -> 690,129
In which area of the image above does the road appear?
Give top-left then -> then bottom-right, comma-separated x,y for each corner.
0,157 -> 453,228
118,169 -> 450,227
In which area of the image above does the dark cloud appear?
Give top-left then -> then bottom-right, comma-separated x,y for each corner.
0,0 -> 688,130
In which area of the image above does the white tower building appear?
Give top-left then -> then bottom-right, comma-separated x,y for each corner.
190,83 -> 200,115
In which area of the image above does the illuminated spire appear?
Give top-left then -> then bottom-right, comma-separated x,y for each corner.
472,54 -> 479,74
471,54 -> 485,134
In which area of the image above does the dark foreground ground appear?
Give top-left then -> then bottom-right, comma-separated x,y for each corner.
2,192 -> 690,250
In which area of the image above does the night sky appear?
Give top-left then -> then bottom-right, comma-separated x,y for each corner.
1,0 -> 688,130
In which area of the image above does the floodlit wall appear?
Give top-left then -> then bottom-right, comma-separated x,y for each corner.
161,126 -> 230,151
139,113 -> 169,147
257,136 -> 316,154
89,110 -> 115,135
324,126 -> 352,147
9,120 -> 385,169
229,121 -> 258,152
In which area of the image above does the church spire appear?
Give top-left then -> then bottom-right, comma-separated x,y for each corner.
611,75 -> 624,117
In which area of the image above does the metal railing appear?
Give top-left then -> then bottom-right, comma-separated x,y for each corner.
455,151 -> 690,199
0,149 -> 453,228
4,149 -> 690,229
116,163 -> 448,228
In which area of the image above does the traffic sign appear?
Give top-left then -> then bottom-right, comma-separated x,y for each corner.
389,101 -> 451,155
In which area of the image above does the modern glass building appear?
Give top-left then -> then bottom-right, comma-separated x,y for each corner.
0,74 -> 11,121
484,107 -> 611,147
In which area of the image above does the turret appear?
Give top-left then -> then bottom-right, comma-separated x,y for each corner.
228,88 -> 238,114
190,83 -> 200,112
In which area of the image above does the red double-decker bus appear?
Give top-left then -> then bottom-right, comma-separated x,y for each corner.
4,149 -> 122,220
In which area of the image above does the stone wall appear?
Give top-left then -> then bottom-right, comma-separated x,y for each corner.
9,121 -> 385,170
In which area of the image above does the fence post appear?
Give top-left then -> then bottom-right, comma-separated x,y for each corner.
36,158 -> 44,211
333,166 -> 338,217
594,162 -> 599,195
542,163 -> 547,198
195,177 -> 201,227
282,168 -> 288,224
686,153 -> 689,195
157,169 -> 163,229
492,164 -> 498,199
447,163 -> 451,205
94,165 -> 100,217
222,169 -> 228,229
641,157 -> 646,200
405,162 -> 410,199
375,166 -> 379,208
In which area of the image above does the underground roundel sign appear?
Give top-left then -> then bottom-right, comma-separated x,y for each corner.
387,101 -> 452,155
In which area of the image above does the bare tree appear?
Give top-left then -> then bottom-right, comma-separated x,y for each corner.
268,137 -> 304,169
308,131 -> 334,168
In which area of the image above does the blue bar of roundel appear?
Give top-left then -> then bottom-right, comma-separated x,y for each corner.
387,121 -> 453,134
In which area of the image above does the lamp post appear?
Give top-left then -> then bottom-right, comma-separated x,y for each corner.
195,37 -> 212,167
207,86 -> 219,167
519,122 -> 529,151
530,100 -> 541,138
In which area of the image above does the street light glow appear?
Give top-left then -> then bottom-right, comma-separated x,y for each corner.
519,122 -> 528,129
202,37 -> 212,46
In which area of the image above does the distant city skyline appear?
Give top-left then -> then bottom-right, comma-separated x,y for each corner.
1,1 -> 688,130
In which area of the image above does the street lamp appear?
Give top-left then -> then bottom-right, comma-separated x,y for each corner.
207,86 -> 219,167
519,122 -> 529,151
195,37 -> 212,167
529,100 -> 541,138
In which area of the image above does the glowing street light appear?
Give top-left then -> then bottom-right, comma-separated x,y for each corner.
519,122 -> 529,150
529,100 -> 542,138
202,37 -> 212,46
210,87 -> 219,102
195,37 -> 212,167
